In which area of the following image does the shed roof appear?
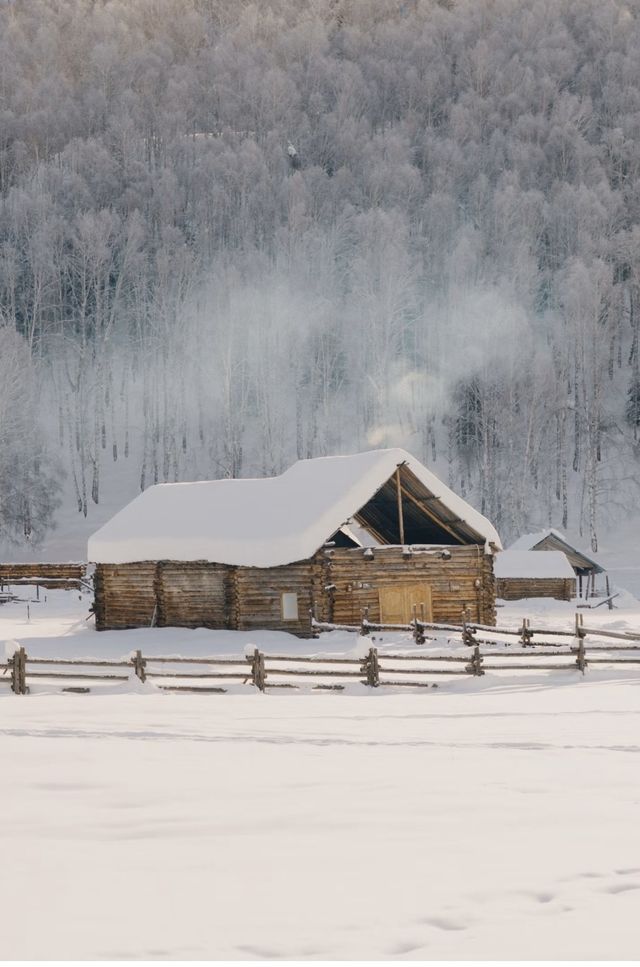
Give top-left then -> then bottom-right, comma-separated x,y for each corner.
88,448 -> 501,567
509,528 -> 603,573
495,550 -> 575,580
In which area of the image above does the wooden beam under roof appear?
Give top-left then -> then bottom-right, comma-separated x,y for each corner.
395,467 -> 405,544
399,482 -> 464,544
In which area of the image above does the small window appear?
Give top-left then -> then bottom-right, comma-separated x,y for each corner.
281,592 -> 299,621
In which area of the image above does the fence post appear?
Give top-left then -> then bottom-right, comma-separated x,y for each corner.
309,607 -> 319,638
364,646 -> 379,687
10,646 -> 27,695
520,618 -> 532,647
466,644 -> 484,676
462,611 -> 476,647
133,650 -> 146,683
252,648 -> 266,692
412,605 -> 426,645
575,613 -> 587,674
360,606 -> 370,636
9,650 -> 16,694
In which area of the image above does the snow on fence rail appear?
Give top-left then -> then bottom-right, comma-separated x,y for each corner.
317,607 -> 640,648
4,610 -> 640,696
4,627 -> 640,695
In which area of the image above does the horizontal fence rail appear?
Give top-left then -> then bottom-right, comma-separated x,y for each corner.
2,609 -> 640,696
4,629 -> 640,696
315,608 -> 640,649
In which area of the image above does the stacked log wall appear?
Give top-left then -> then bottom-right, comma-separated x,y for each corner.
156,562 -> 228,628
0,563 -> 86,588
496,577 -> 576,601
94,546 -> 497,632
234,560 -> 319,637
322,546 -> 496,626
94,563 -> 157,629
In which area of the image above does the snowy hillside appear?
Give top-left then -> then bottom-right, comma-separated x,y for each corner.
2,0 -> 640,558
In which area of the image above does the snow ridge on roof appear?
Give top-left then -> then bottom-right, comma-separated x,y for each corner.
510,528 -> 565,551
495,550 -> 575,580
88,448 -> 501,567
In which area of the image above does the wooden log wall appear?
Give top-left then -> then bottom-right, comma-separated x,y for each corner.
0,562 -> 86,589
234,559 -> 321,637
496,577 -> 576,602
94,546 -> 497,633
94,560 -> 320,635
156,562 -> 228,628
94,563 -> 157,629
318,545 -> 496,626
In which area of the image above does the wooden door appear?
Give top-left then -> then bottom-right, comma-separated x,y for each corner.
379,584 -> 432,623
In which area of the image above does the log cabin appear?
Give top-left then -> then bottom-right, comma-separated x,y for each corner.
509,528 -> 604,598
88,449 -> 501,635
494,550 -> 577,601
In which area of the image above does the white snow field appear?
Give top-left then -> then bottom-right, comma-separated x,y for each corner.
2,590 -> 640,959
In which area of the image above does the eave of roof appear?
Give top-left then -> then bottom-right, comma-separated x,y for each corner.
509,528 -> 603,572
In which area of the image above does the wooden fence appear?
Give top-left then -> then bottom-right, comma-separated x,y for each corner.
4,616 -> 640,694
316,607 -> 640,649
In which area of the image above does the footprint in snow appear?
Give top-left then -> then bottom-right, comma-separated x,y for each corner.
604,882 -> 640,895
418,917 -> 466,932
236,945 -> 285,959
390,940 -> 429,955
534,892 -> 555,904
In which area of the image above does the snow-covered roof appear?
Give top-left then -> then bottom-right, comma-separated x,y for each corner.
509,528 -> 603,572
88,448 -> 501,567
510,528 -> 569,552
494,550 -> 575,580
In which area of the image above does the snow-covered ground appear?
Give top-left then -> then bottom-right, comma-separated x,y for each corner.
2,590 -> 640,958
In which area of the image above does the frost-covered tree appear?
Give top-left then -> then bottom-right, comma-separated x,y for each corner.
0,327 -> 61,544
2,0 -> 640,547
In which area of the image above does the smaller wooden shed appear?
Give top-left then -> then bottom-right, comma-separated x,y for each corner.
509,528 -> 604,598
495,550 -> 576,601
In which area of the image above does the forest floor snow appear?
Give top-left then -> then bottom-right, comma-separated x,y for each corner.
2,591 -> 640,958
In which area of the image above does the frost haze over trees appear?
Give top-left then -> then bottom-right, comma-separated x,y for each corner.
1,0 -> 640,552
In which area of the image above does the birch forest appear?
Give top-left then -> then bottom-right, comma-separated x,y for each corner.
2,0 -> 640,551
